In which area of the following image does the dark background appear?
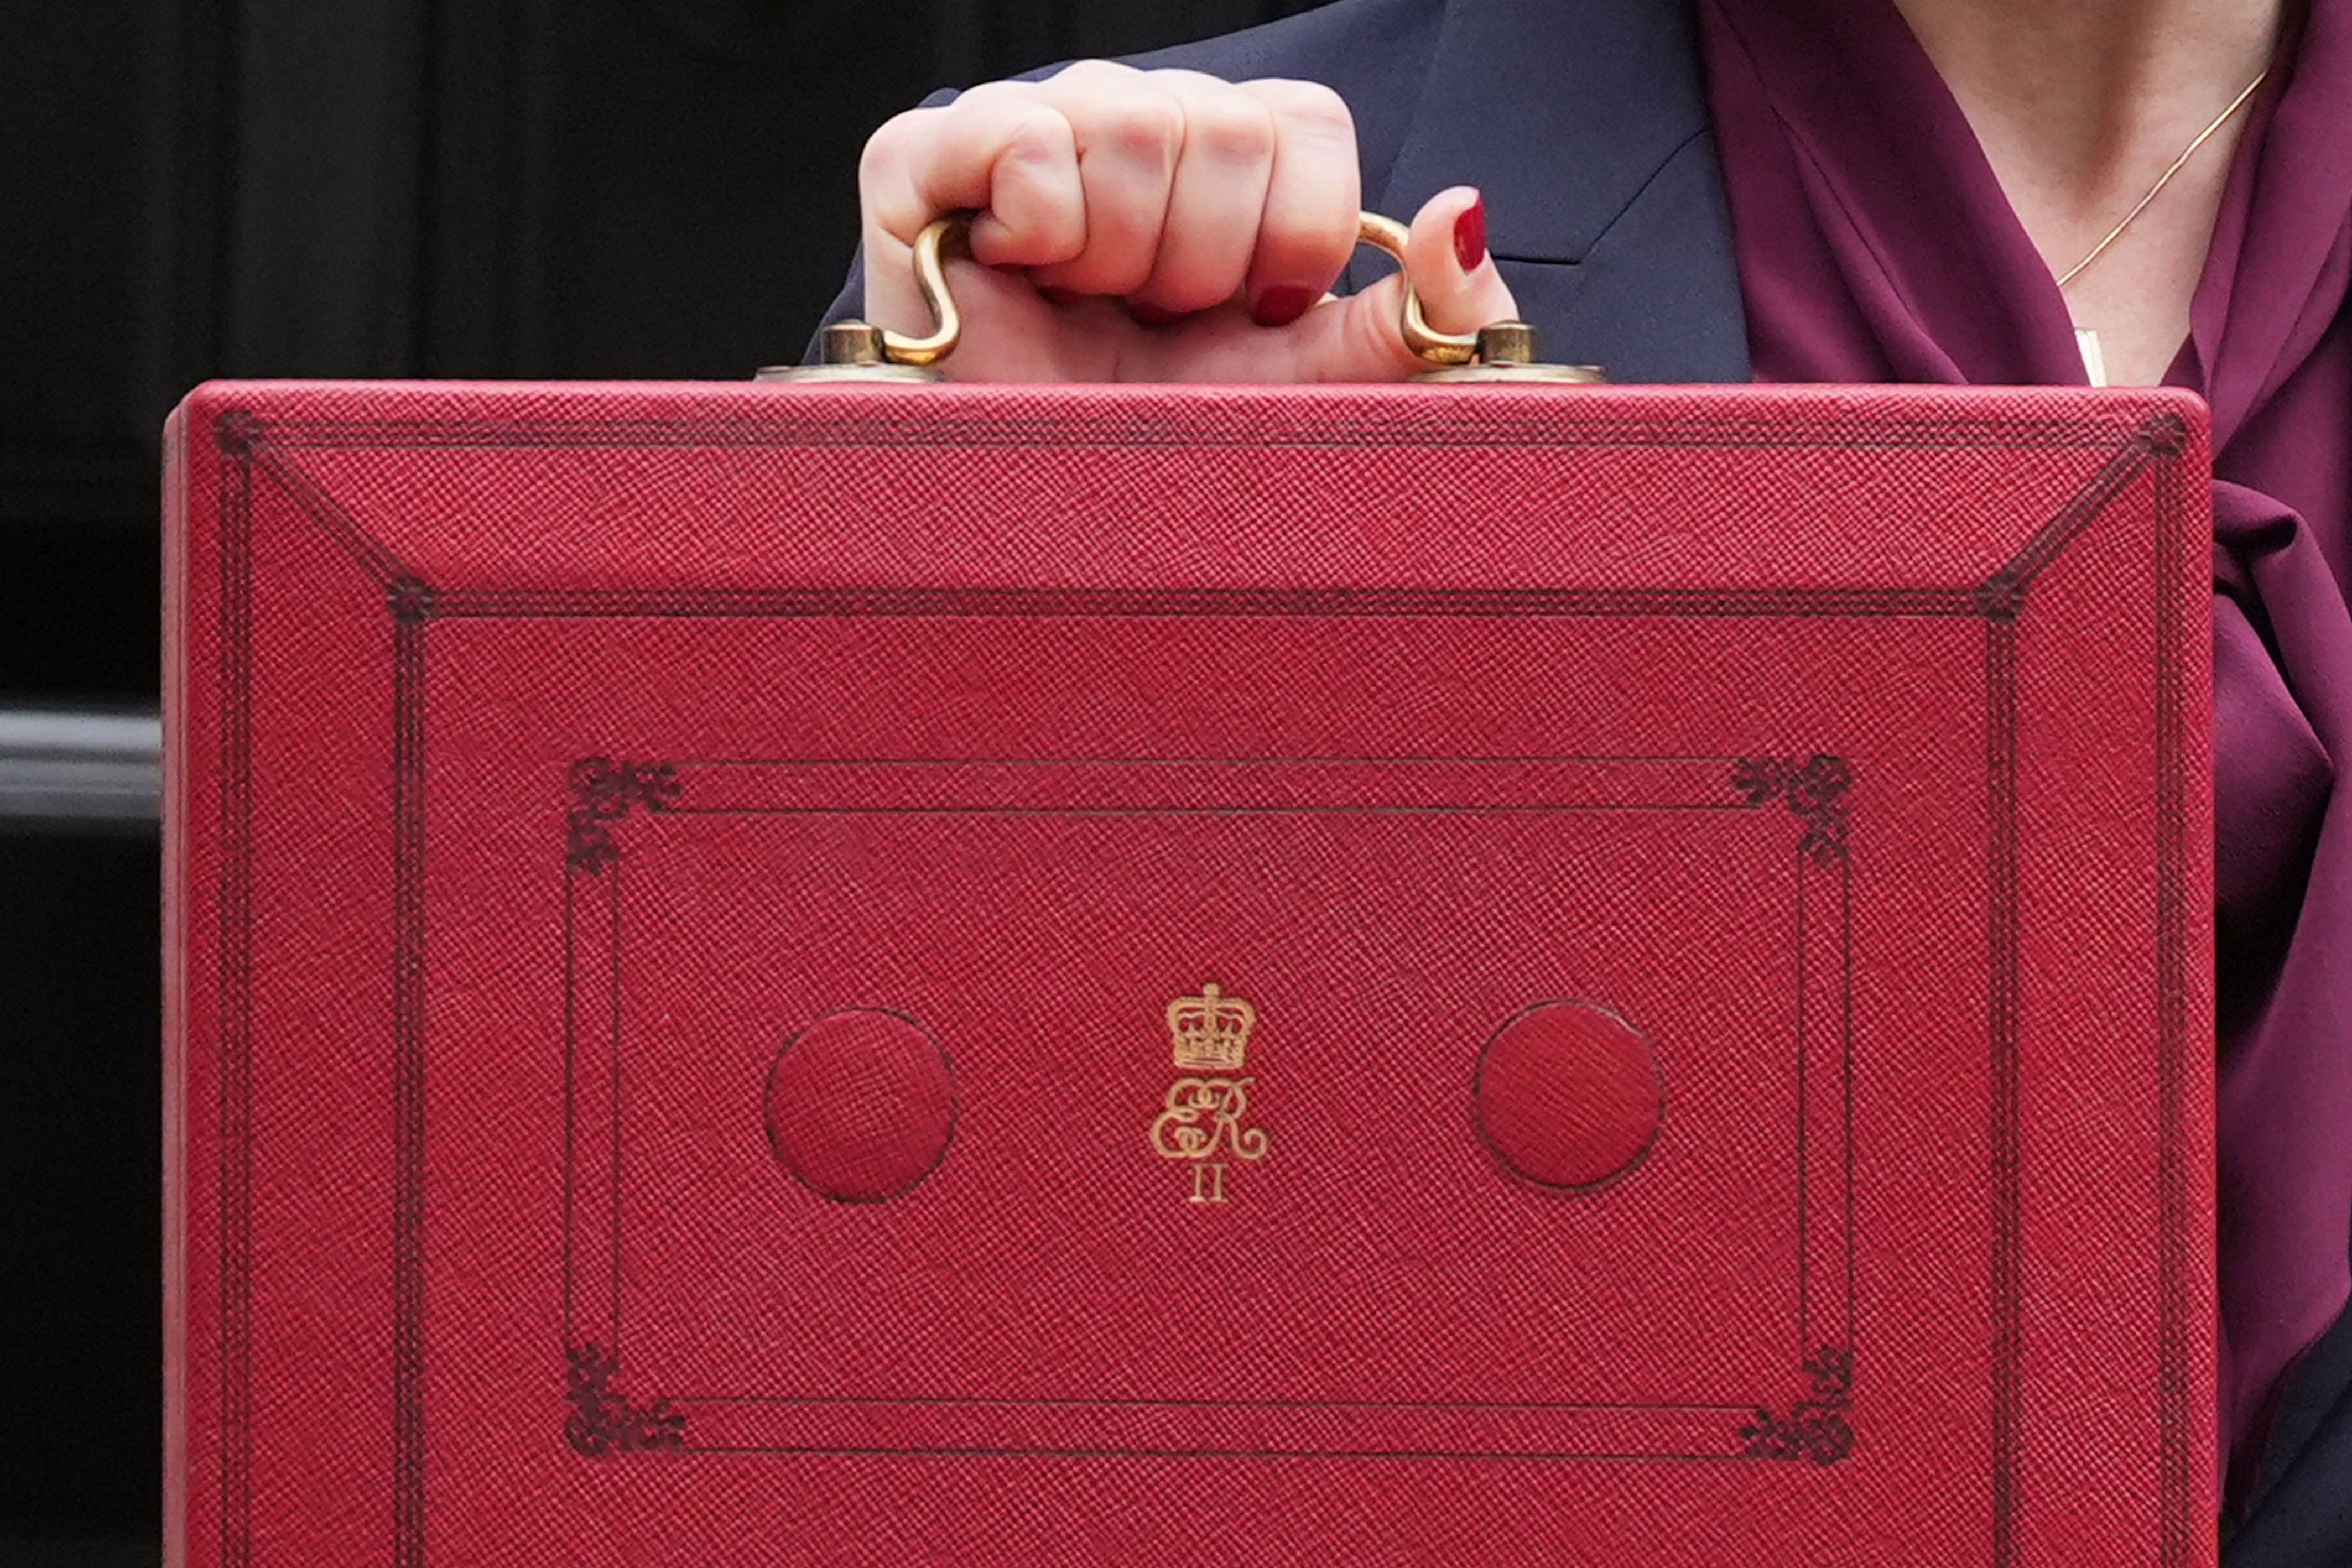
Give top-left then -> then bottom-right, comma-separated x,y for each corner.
0,1 -> 1314,1556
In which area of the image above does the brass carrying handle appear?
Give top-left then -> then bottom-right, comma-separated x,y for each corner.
769,210 -> 1602,383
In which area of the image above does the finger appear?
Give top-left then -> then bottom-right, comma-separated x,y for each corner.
1024,61 -> 1185,298
860,86 -> 1086,265
1271,187 -> 1520,381
858,88 -> 1090,338
1120,71 -> 1277,320
1236,78 -> 1360,326
1401,185 -> 1515,336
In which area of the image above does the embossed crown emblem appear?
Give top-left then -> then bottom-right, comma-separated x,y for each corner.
1167,983 -> 1256,1073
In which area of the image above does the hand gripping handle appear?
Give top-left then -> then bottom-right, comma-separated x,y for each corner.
761,210 -> 1604,383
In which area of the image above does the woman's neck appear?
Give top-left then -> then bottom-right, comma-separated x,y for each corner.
1892,0 -> 2286,382
1892,0 -> 2281,192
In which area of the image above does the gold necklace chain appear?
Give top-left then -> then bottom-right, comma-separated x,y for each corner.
2056,70 -> 2267,289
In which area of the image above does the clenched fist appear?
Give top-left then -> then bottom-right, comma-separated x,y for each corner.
857,60 -> 1516,381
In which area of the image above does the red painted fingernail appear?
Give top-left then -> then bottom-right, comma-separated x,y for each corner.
1038,285 -> 1084,307
1127,300 -> 1187,327
1453,196 -> 1487,272
1251,285 -> 1317,329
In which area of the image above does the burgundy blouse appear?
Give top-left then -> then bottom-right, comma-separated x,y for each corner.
1698,0 -> 2352,1502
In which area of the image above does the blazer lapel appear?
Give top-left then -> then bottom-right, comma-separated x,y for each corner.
1367,0 -> 1751,382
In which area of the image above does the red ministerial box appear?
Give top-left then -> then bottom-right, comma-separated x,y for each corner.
164,381 -> 2213,1567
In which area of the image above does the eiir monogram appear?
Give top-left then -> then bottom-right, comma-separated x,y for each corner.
1151,984 -> 1269,1204
1151,1078 -> 1270,1161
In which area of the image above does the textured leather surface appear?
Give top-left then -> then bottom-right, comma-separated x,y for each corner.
164,380 -> 2211,1566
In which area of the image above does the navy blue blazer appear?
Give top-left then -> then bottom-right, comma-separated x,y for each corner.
814,0 -> 1750,385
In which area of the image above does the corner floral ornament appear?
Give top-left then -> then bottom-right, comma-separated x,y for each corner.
1149,983 -> 1270,1205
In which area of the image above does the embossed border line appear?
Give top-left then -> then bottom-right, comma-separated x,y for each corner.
556,754 -> 1855,1463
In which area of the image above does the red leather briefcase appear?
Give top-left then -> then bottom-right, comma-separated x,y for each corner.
164,376 -> 2213,1566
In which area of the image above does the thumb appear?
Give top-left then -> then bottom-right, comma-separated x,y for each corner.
1403,185 -> 1516,336
1288,186 -> 1520,381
